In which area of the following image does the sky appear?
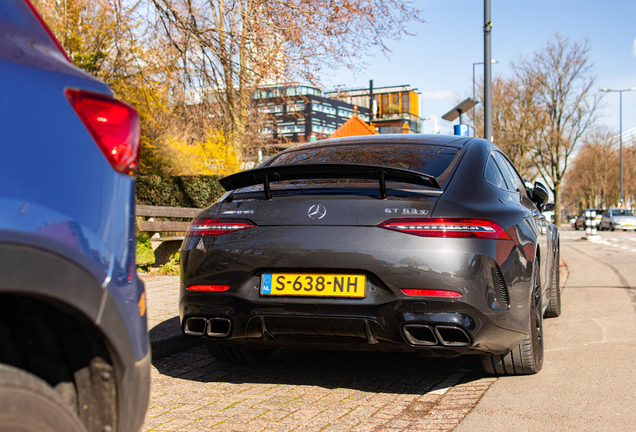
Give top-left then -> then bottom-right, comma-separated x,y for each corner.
321,0 -> 636,136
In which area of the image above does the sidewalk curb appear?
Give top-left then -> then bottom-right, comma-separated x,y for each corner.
148,316 -> 203,360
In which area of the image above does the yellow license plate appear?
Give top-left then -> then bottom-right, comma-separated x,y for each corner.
261,273 -> 366,298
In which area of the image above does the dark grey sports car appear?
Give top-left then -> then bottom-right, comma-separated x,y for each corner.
179,134 -> 561,375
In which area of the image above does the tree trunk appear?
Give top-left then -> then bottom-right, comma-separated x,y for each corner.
553,183 -> 562,227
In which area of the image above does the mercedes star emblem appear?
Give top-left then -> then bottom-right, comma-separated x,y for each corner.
308,204 -> 327,220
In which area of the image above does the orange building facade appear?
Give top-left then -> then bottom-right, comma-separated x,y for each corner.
325,85 -> 422,134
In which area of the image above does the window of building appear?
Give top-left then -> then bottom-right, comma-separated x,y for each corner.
312,104 -> 337,115
311,124 -> 336,134
287,102 -> 305,112
337,108 -> 354,119
259,105 -> 283,114
278,123 -> 306,134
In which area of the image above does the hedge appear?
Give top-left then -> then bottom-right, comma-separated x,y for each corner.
135,175 -> 226,208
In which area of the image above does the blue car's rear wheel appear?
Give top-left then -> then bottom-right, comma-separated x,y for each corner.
0,364 -> 86,432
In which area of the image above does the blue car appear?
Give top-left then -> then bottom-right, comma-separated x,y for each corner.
0,1 -> 149,431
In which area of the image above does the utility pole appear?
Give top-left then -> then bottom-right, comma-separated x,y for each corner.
601,87 -> 636,205
483,0 -> 492,142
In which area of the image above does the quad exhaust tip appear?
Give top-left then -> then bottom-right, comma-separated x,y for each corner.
403,324 -> 438,346
184,317 -> 231,338
403,324 -> 470,347
207,317 -> 231,337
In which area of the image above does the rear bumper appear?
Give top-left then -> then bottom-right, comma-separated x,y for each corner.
180,290 -> 527,356
180,226 -> 535,356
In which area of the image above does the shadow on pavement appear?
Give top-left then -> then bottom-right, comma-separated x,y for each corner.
149,316 -> 203,359
152,344 -> 487,394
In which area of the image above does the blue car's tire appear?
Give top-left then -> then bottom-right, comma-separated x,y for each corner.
0,364 -> 86,432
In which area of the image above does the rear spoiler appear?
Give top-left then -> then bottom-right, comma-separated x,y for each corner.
219,163 -> 440,199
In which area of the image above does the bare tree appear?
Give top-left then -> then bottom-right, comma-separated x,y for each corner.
514,34 -> 600,226
562,128 -> 619,212
146,0 -> 423,157
471,75 -> 541,179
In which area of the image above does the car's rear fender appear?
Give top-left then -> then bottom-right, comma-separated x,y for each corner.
0,234 -> 150,432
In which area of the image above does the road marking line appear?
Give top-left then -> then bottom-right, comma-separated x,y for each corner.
621,246 -> 629,249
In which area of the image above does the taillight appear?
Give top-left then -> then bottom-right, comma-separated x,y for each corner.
186,219 -> 256,237
24,0 -> 72,63
187,285 -> 230,291
65,89 -> 140,175
378,218 -> 511,239
402,289 -> 462,297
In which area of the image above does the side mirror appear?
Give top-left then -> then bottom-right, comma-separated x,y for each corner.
532,181 -> 549,206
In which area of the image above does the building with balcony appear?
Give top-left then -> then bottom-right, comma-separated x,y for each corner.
324,84 -> 422,134
253,84 -> 370,145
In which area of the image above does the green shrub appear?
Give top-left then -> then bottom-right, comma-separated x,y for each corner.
136,231 -> 155,271
135,175 -> 226,208
135,175 -> 226,274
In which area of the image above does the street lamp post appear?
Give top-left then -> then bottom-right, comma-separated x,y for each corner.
601,87 -> 636,206
472,59 -> 498,136
484,0 -> 492,142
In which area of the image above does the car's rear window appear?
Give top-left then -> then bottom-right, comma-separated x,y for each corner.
268,144 -> 458,177
612,209 -> 634,217
237,143 -> 460,194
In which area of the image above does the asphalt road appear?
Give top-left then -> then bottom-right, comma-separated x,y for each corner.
142,226 -> 635,431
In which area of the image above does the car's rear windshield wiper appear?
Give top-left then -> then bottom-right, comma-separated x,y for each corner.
219,163 -> 440,199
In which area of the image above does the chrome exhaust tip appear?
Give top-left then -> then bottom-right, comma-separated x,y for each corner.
434,326 -> 471,347
206,317 -> 231,338
403,324 -> 438,346
183,317 -> 207,336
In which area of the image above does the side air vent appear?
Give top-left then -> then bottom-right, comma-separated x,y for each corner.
491,267 -> 510,308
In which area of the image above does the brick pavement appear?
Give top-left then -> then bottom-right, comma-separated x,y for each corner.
143,275 -> 202,359
144,345 -> 496,432
140,272 -> 496,432
140,260 -> 567,432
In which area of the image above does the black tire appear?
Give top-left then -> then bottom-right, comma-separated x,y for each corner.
205,341 -> 274,363
481,263 -> 544,375
545,245 -> 561,318
0,364 -> 86,432
610,223 -> 615,231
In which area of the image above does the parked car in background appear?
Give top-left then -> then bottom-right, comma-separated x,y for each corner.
574,208 -> 603,231
0,1 -> 149,431
599,208 -> 636,231
543,203 -> 555,224
568,214 -> 577,226
179,134 -> 561,376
